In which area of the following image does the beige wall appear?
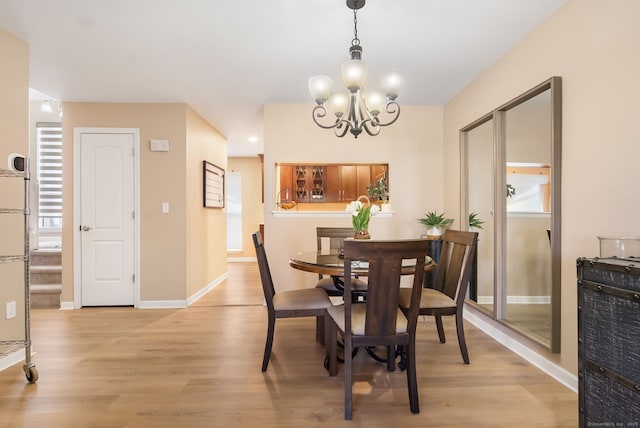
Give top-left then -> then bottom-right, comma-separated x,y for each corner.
62,102 -> 227,304
0,29 -> 29,340
263,103 -> 443,292
227,156 -> 264,258
185,106 -> 228,298
443,0 -> 640,373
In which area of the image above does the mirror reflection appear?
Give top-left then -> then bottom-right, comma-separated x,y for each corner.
462,77 -> 561,352
504,89 -> 553,346
464,117 -> 495,317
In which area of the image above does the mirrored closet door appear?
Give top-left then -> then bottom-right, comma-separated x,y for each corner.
461,77 -> 562,352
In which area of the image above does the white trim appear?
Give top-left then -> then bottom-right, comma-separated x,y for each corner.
187,272 -> 229,305
73,128 -> 141,309
0,349 -> 29,372
477,295 -> 551,305
272,211 -> 394,218
228,257 -> 257,262
60,301 -> 75,310
464,308 -> 578,393
138,300 -> 188,309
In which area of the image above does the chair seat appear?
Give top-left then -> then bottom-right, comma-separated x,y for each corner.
399,287 -> 456,310
315,276 -> 368,294
327,303 -> 408,335
273,288 -> 332,311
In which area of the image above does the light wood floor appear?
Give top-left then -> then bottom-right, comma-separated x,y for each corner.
0,262 -> 577,427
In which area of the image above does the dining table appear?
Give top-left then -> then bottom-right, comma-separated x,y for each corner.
289,249 -> 435,278
289,247 -> 436,369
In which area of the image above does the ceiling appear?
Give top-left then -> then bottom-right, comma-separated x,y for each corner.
0,0 -> 566,156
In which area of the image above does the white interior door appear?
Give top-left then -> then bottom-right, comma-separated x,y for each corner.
79,132 -> 135,306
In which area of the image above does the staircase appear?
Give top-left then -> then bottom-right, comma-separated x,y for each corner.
30,249 -> 62,309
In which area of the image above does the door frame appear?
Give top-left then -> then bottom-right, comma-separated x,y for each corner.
73,127 -> 141,309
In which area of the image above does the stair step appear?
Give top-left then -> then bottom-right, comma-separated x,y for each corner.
30,249 -> 62,266
30,284 -> 61,309
30,265 -> 62,285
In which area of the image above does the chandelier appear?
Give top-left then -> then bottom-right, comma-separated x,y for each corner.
308,0 -> 402,138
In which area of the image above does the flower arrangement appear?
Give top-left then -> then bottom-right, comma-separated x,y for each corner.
345,195 -> 380,239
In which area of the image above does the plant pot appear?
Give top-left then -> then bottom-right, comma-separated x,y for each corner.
426,227 -> 443,239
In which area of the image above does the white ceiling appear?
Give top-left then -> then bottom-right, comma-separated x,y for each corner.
0,0 -> 566,156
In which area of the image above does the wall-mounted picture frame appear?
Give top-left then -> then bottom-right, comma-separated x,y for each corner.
203,161 -> 225,208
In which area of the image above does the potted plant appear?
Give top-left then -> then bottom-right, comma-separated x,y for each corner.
468,212 -> 484,230
366,179 -> 388,205
418,211 -> 454,239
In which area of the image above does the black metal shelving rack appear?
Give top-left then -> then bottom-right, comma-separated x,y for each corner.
0,159 -> 38,383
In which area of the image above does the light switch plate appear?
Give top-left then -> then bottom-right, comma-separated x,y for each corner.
150,139 -> 170,152
6,301 -> 16,319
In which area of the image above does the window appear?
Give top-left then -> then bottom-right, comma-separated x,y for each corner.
36,122 -> 63,230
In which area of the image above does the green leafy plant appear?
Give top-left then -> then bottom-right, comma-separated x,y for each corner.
346,196 -> 380,232
418,211 -> 454,229
468,212 -> 484,229
506,183 -> 516,198
366,179 -> 388,202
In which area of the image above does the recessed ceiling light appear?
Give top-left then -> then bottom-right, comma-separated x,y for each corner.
40,100 -> 53,113
248,136 -> 258,143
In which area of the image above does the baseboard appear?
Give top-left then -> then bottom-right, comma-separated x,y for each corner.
186,271 -> 229,306
476,295 -> 551,305
60,301 -> 75,310
61,272 -> 230,310
0,348 -> 36,372
464,308 -> 578,393
227,257 -> 257,262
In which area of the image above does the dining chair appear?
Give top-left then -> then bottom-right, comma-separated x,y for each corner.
399,229 -> 478,364
314,227 -> 367,298
252,231 -> 333,372
326,238 -> 430,420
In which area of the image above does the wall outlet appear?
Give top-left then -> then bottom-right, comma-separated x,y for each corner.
6,301 -> 16,319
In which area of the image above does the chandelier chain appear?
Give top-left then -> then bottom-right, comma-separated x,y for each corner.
351,9 -> 360,47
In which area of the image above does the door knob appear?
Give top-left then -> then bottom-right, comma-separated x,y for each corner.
81,225 -> 93,231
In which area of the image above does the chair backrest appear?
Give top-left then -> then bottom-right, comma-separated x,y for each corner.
252,231 -> 275,311
316,227 -> 354,278
343,239 -> 430,337
434,230 -> 478,307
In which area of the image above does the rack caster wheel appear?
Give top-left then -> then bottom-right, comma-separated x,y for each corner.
23,364 -> 38,383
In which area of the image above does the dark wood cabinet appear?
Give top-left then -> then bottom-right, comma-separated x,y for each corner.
278,163 -> 387,204
326,165 -> 359,202
576,257 -> 640,427
279,165 -> 294,202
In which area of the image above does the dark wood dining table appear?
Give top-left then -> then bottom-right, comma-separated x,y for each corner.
289,249 -> 435,278
289,248 -> 435,369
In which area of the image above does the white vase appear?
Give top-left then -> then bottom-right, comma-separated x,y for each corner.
426,227 -> 443,238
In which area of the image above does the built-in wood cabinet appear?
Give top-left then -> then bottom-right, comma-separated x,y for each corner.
325,164 -> 371,202
277,163 -> 387,204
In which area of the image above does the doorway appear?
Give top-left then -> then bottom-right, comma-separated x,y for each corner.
73,128 -> 140,308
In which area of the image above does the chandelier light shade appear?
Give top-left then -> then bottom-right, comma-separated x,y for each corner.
309,0 -> 402,138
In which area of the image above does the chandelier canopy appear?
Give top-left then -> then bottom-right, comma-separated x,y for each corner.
309,0 -> 402,138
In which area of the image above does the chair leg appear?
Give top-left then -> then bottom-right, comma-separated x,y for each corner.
435,315 -> 446,343
262,313 -> 275,372
328,319 -> 338,377
386,346 -> 395,372
405,340 -> 420,414
316,316 -> 325,345
344,335 -> 353,420
455,311 -> 470,364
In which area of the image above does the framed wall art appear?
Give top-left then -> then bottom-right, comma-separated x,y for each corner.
203,161 -> 225,208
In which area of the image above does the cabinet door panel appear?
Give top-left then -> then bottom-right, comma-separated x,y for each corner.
279,165 -> 294,201
325,165 -> 340,202
341,165 -> 358,201
357,165 -> 371,198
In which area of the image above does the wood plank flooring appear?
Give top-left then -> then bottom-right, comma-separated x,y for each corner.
0,262 -> 577,427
